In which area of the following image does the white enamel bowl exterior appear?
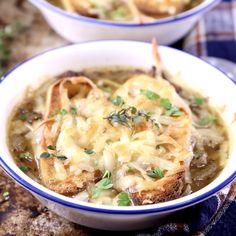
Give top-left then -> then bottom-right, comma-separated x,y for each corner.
28,0 -> 220,45
0,41 -> 236,231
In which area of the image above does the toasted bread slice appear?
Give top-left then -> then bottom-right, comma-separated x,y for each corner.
113,75 -> 192,205
129,172 -> 184,205
38,76 -> 102,195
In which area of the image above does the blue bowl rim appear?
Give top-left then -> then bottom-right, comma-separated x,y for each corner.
1,39 -> 236,215
28,0 -> 220,28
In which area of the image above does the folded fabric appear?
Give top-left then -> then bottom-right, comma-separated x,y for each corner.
135,183 -> 236,236
183,0 -> 236,63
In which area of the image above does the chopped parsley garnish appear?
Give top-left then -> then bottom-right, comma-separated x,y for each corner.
19,165 -> 29,173
84,149 -> 95,155
19,113 -> 29,121
2,191 -> 10,200
70,107 -> 77,115
146,167 -> 164,179
102,170 -> 111,179
91,178 -> 113,199
140,89 -> 160,100
160,98 -> 184,117
40,152 -> 51,158
198,115 -> 216,126
108,96 -> 125,106
160,98 -> 172,110
47,145 -> 56,151
193,96 -> 204,106
55,108 -> 68,115
117,192 -> 131,206
19,152 -> 32,160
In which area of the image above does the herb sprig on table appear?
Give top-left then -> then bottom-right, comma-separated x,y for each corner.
0,20 -> 25,77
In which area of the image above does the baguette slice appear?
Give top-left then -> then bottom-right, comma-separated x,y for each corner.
38,76 -> 102,195
113,75 -> 192,205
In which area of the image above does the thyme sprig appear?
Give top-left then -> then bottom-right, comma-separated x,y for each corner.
104,107 -> 159,129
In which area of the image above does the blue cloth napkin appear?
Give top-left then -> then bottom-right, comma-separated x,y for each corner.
183,0 -> 236,63
134,184 -> 236,236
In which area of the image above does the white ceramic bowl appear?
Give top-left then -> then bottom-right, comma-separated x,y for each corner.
0,40 -> 236,231
28,0 -> 220,45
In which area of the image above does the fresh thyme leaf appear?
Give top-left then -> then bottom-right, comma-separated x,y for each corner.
108,96 -> 125,106
160,98 -> 172,110
147,167 -> 164,179
96,178 -> 113,189
91,178 -> 113,199
19,113 -> 29,121
47,145 -> 56,151
84,149 -> 95,155
70,107 -> 77,115
19,165 -> 29,173
171,110 -> 184,117
161,98 -> 184,117
199,115 -> 216,126
140,89 -> 160,100
117,192 -> 131,206
56,108 -> 68,115
40,152 -> 51,158
19,152 -> 32,160
102,170 -> 111,179
193,96 -> 204,106
56,155 -> 67,161
165,107 -> 184,117
91,186 -> 101,199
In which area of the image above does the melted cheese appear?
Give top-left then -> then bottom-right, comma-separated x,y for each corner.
32,73 -> 193,202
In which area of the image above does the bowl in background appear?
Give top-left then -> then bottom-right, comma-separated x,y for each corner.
28,0 -> 220,45
0,40 -> 236,230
